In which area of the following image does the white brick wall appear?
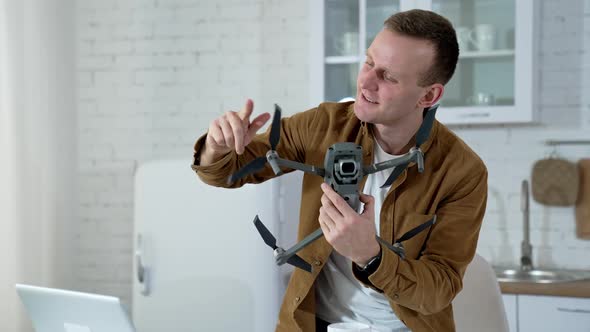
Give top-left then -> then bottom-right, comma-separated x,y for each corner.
75,0 -> 310,304
75,0 -> 590,305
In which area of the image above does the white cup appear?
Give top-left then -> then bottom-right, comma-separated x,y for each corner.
334,31 -> 358,55
467,92 -> 495,106
328,322 -> 372,332
456,26 -> 472,51
472,24 -> 496,51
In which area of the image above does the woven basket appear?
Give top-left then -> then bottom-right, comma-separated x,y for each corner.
531,158 -> 579,206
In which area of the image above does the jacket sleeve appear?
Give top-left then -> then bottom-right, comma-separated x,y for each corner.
365,165 -> 488,315
191,108 -> 318,188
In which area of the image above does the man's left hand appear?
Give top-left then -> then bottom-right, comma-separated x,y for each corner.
319,183 -> 381,266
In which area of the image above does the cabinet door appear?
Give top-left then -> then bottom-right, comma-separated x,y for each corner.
518,295 -> 590,332
427,0 -> 537,124
310,0 -> 407,104
311,0 -> 538,124
323,0 -> 361,102
502,294 -> 518,332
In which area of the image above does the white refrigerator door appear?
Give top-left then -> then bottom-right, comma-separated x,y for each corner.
132,160 -> 280,332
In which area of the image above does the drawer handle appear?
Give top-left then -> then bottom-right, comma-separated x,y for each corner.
136,234 -> 150,296
557,307 -> 590,314
460,112 -> 490,118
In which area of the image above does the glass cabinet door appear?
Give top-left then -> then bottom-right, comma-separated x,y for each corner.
324,0 -> 359,101
365,0 -> 401,50
430,0 -> 536,124
323,0 -> 401,102
325,63 -> 359,102
312,0 -> 536,124
325,0 -> 359,57
434,0 -> 516,108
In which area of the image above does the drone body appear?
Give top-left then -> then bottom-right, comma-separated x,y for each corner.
323,142 -> 364,212
234,104 -> 438,273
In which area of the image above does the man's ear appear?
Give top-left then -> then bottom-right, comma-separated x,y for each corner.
417,83 -> 444,108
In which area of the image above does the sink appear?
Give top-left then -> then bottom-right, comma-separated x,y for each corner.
493,181 -> 590,284
493,180 -> 590,284
494,268 -> 590,284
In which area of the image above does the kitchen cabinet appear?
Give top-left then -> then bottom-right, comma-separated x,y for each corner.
519,295 -> 590,331
502,294 -> 518,332
309,0 -> 539,125
502,294 -> 590,331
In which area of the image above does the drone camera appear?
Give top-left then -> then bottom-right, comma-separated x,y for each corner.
337,159 -> 358,176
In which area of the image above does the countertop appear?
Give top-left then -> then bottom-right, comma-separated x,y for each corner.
499,279 -> 590,298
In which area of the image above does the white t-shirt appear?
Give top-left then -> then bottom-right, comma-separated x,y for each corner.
315,140 -> 409,332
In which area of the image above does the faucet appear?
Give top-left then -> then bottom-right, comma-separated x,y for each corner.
520,180 -> 533,271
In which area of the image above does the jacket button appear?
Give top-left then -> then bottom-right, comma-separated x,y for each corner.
393,293 -> 400,300
314,260 -> 322,266
294,296 -> 301,303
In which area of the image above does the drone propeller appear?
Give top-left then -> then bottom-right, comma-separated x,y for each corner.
269,104 -> 281,150
285,252 -> 313,273
415,104 -> 438,146
380,161 -> 409,189
228,157 -> 267,184
253,215 -> 312,273
380,105 -> 439,188
375,215 -> 437,259
253,215 -> 278,249
395,215 -> 437,243
228,104 -> 283,184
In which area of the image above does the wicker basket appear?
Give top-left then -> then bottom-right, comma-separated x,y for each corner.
531,158 -> 579,206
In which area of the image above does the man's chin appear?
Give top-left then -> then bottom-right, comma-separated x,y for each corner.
353,104 -> 374,123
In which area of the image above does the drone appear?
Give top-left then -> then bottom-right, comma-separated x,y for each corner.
229,104 -> 438,273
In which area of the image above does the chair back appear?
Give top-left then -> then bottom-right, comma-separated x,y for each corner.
453,254 -> 509,332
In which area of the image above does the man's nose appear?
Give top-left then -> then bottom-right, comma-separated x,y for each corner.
359,68 -> 378,90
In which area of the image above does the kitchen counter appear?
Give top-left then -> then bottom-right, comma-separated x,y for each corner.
499,279 -> 590,298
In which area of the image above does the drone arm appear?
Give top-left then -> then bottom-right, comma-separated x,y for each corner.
278,228 -> 412,265
276,228 -> 324,265
376,236 -> 406,259
277,215 -> 435,266
415,152 -> 425,172
363,149 -> 418,175
277,158 -> 325,177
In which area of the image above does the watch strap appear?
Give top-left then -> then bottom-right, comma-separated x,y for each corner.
354,248 -> 382,276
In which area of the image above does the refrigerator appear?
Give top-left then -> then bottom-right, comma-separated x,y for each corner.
132,159 -> 302,331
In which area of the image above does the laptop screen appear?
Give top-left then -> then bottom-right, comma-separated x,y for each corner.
16,284 -> 136,332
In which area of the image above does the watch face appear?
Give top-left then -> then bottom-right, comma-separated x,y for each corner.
362,254 -> 381,271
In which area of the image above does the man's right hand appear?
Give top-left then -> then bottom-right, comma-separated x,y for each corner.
200,99 -> 271,166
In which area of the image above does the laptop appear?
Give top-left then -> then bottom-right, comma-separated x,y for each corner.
16,284 -> 136,332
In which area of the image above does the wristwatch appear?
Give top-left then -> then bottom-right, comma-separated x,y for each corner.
356,248 -> 382,275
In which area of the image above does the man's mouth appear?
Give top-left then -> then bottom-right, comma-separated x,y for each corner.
362,93 -> 378,104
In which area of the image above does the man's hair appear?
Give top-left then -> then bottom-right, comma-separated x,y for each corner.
384,9 -> 459,86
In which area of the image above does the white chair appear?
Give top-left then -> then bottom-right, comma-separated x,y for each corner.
453,254 -> 510,332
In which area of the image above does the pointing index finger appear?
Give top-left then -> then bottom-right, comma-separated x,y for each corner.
238,99 -> 254,122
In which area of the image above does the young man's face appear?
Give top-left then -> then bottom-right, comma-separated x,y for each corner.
354,29 -> 437,127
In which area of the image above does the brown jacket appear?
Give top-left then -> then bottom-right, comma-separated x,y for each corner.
192,102 -> 488,332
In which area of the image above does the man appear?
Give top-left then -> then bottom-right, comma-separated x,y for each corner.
192,9 -> 487,332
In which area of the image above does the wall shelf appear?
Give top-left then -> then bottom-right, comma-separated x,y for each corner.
459,49 -> 515,59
